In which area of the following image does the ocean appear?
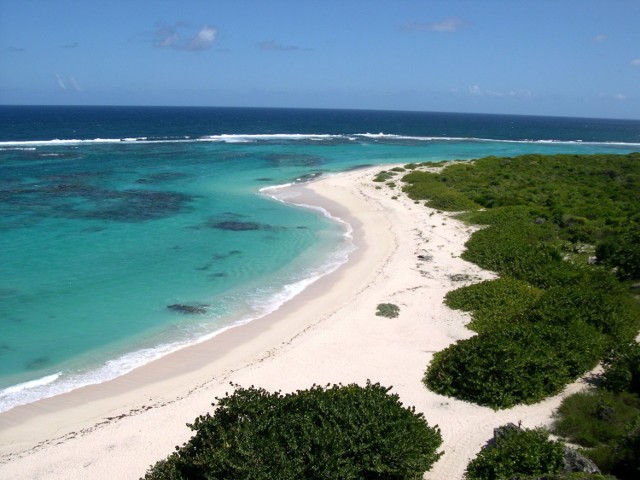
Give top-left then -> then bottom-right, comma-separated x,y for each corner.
1,105 -> 639,413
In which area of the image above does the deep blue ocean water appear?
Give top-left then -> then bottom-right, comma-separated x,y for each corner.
1,105 -> 639,412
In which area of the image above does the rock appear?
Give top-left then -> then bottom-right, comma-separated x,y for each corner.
167,303 -> 208,315
562,446 -> 601,474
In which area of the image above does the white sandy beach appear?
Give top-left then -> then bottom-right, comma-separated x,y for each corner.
0,166 -> 589,479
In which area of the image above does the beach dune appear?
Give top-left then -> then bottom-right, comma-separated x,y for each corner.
0,166 -> 587,479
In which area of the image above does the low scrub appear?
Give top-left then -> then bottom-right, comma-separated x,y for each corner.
600,342 -> 640,394
445,277 -> 542,334
425,321 -> 602,409
552,346 -> 640,479
553,390 -> 640,448
465,425 -> 565,480
143,383 -> 443,480
402,170 -> 481,212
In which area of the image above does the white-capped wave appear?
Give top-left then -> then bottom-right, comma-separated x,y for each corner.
2,133 -> 639,148
199,133 -> 340,143
0,137 -> 189,148
0,335 -> 215,413
1,372 -> 61,395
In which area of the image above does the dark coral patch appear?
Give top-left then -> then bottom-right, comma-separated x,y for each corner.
167,303 -> 209,315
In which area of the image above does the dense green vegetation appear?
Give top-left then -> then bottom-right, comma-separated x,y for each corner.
511,474 -> 616,479
465,426 -> 566,480
143,383 -> 443,480
553,390 -> 640,448
404,153 -> 640,409
552,342 -> 640,479
600,341 -> 640,395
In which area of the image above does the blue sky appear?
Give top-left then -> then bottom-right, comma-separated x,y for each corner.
1,0 -> 639,119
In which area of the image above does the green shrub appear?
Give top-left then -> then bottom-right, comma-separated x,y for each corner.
402,171 -> 480,211
552,390 -> 640,448
445,277 -> 542,334
601,342 -> 640,394
143,383 -> 443,480
425,322 -> 602,409
577,417 -> 640,480
513,474 -> 616,479
596,228 -> 640,280
611,417 -> 640,480
529,274 -> 635,344
373,171 -> 396,182
376,303 -> 400,318
465,426 -> 565,480
460,223 -> 578,289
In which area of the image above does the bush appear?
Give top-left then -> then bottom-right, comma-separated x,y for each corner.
552,390 -> 640,448
143,382 -> 443,480
376,303 -> 400,318
458,205 -> 547,228
460,223 -> 577,289
513,474 -> 616,479
600,342 -> 640,394
611,417 -> 640,480
596,228 -> 640,280
373,170 -> 396,182
529,275 -> 635,344
424,322 -> 602,409
581,417 -> 640,480
465,425 -> 565,480
445,277 -> 543,334
402,170 -> 481,212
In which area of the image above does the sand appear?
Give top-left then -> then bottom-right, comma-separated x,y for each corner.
0,166 -> 589,479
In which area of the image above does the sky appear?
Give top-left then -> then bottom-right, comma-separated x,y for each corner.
1,0 -> 639,119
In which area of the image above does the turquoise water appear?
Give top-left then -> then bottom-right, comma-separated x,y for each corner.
1,106 -> 639,412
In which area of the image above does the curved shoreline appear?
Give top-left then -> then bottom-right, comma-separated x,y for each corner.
0,166 -> 587,479
0,167 -> 384,466
0,176 -> 355,415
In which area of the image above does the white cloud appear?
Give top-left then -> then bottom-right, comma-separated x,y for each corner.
469,85 -> 482,95
153,23 -> 217,51
614,93 -> 627,101
468,85 -> 532,97
187,26 -> 217,51
55,74 -> 66,90
593,34 -> 606,43
402,18 -> 467,33
631,58 -> 640,66
55,74 -> 82,91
